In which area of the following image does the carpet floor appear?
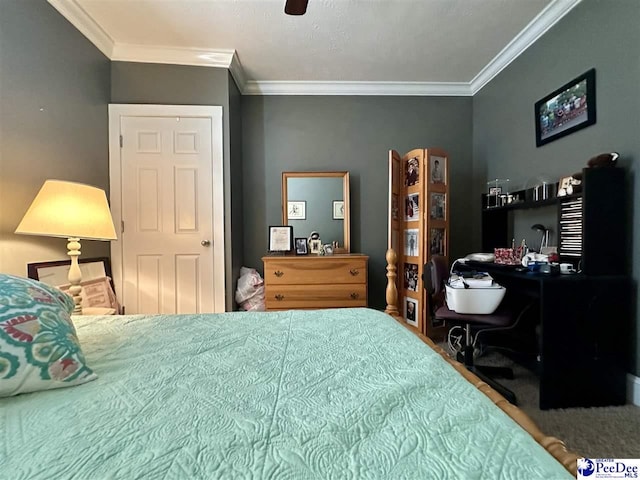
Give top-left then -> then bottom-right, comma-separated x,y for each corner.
448,346 -> 640,459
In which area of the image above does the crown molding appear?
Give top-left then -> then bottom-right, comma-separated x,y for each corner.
111,44 -> 235,69
48,0 -> 581,97
243,81 -> 472,96
228,51 -> 247,92
47,0 -> 114,58
470,0 -> 583,94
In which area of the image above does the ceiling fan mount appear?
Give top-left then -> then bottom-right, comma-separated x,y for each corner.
284,0 -> 309,16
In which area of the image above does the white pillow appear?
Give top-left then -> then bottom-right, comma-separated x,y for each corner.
0,274 -> 97,397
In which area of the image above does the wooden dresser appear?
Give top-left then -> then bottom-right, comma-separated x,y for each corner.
262,254 -> 368,310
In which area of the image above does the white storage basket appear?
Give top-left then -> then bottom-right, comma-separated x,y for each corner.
445,284 -> 506,314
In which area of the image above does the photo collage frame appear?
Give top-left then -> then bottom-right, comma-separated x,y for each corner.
388,148 -> 450,337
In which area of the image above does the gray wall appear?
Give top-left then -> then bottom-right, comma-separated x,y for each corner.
228,72 -> 244,307
472,0 -> 640,374
241,96 -> 473,309
0,0 -> 111,275
111,62 -> 241,310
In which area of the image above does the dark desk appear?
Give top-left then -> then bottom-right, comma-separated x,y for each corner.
463,261 -> 629,410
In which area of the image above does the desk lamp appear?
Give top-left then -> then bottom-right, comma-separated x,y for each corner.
531,223 -> 549,253
15,180 -> 117,315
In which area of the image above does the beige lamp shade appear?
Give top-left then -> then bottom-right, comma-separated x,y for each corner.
15,180 -> 117,241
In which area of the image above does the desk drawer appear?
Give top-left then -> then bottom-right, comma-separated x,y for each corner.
265,284 -> 367,310
264,258 -> 367,285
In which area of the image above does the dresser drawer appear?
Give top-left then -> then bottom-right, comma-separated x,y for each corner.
265,284 -> 367,310
264,258 -> 367,285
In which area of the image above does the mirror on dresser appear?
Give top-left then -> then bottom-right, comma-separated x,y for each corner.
282,171 -> 350,253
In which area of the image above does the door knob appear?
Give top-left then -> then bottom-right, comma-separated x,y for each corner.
201,240 -> 211,246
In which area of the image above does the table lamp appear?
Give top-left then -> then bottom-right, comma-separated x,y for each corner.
15,180 -> 117,315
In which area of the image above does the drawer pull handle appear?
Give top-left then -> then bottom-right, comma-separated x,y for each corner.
275,294 -> 285,301
274,270 -> 284,277
350,292 -> 359,299
349,269 -> 360,276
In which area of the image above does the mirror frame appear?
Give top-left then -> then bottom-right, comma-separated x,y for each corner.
282,171 -> 351,253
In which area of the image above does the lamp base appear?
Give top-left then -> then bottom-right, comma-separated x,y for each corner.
67,237 -> 83,315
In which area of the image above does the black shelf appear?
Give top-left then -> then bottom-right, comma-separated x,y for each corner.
482,192 -> 581,212
481,168 -> 627,276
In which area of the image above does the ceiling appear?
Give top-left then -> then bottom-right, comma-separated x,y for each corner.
48,0 -> 582,96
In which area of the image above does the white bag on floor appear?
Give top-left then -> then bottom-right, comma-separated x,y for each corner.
235,267 -> 265,311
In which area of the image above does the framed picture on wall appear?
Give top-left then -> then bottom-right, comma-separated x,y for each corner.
535,68 -> 596,147
332,200 -> 344,219
287,201 -> 306,220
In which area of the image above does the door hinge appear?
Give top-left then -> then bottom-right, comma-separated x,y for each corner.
119,135 -> 123,148
121,220 -> 125,234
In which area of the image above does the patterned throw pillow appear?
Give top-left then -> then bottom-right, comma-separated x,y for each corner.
0,274 -> 97,397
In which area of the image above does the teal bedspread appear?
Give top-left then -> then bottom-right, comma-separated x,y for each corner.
1,308 -> 571,479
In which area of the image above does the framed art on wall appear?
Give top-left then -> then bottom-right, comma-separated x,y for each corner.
332,200 -> 344,219
287,201 -> 306,220
535,68 -> 596,147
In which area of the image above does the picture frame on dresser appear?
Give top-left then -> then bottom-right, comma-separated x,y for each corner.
268,225 -> 293,253
309,239 -> 322,254
27,257 -> 113,290
294,237 -> 308,255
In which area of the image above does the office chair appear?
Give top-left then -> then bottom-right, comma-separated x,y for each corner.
424,255 -> 524,405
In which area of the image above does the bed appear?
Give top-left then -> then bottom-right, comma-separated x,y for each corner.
0,253 -> 578,479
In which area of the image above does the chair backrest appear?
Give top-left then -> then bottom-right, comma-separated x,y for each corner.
426,255 -> 449,295
423,255 -> 449,316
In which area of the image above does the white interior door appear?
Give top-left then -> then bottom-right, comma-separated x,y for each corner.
109,105 -> 224,314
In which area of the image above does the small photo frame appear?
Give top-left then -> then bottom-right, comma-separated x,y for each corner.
430,156 -> 446,184
287,201 -> 306,220
557,175 -> 577,196
430,228 -> 445,256
391,193 -> 399,221
405,297 -> 418,327
405,193 -> 419,221
333,200 -> 345,220
404,228 -> 418,257
268,225 -> 293,252
309,239 -> 322,254
294,237 -> 308,255
405,157 -> 419,186
403,263 -> 419,292
430,193 -> 446,220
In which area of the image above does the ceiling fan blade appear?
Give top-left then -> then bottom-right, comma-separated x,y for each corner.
284,0 -> 308,15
